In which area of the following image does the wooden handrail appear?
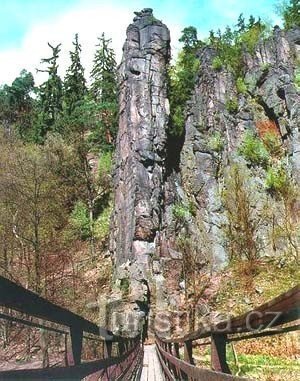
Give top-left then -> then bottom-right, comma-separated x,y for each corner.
0,275 -> 142,379
155,284 -> 300,380
0,338 -> 141,380
159,285 -> 300,343
0,275 -> 115,340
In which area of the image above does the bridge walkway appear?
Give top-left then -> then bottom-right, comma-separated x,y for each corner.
141,344 -> 164,381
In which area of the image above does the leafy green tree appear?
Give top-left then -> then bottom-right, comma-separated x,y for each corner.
278,0 -> 300,29
0,139 -> 67,294
37,43 -> 63,139
64,34 -> 86,115
179,26 -> 201,51
0,70 -> 35,138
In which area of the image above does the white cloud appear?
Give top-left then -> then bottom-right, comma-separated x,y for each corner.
0,0 -> 184,86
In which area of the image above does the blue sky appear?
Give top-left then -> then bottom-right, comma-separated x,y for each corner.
0,0 -> 280,85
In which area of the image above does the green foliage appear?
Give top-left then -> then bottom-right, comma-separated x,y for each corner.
236,77 -> 248,94
212,56 -> 223,71
225,97 -> 239,113
94,203 -> 112,241
64,34 -> 87,115
90,33 -> 118,148
168,28 -> 201,136
173,202 -> 190,221
294,65 -> 300,89
277,0 -> 300,29
119,278 -> 130,296
238,131 -> 270,166
208,15 -> 269,78
263,131 -> 283,157
265,164 -> 290,196
69,201 -> 91,240
208,131 -> 224,153
98,151 -> 112,177
179,26 -> 202,51
173,201 -> 196,222
240,22 -> 269,54
0,70 -> 36,140
223,164 -> 260,261
90,33 -> 117,104
37,43 -> 63,139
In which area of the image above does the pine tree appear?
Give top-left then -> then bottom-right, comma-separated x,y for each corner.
280,0 -> 300,29
90,33 -> 118,148
90,33 -> 117,103
37,43 -> 63,139
64,34 -> 86,115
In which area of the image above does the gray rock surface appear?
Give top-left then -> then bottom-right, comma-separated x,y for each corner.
178,26 -> 300,273
108,12 -> 300,335
108,8 -> 170,336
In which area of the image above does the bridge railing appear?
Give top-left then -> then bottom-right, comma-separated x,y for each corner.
155,285 -> 300,381
0,275 -> 142,380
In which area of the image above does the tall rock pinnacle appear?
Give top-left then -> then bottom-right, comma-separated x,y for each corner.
109,9 -> 170,335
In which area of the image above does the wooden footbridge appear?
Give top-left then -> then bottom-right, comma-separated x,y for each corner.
0,275 -> 299,380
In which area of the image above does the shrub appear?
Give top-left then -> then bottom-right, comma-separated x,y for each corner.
238,131 -> 270,166
173,202 -> 191,222
208,131 -> 224,153
256,119 -> 279,138
225,97 -> 239,114
119,278 -> 130,296
212,56 -> 223,71
223,164 -> 259,261
262,131 -> 283,157
265,164 -> 289,196
240,23 -> 268,54
295,66 -> 300,89
236,77 -> 247,94
98,151 -> 112,176
69,201 -> 91,240
255,120 -> 283,157
94,203 -> 112,241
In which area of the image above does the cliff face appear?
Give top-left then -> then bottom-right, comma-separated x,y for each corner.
109,8 -> 170,335
178,26 -> 300,266
158,26 -> 300,328
109,10 -> 300,336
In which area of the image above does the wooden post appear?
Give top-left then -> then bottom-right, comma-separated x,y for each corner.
172,342 -> 185,379
184,340 -> 194,365
173,342 -> 180,358
70,326 -> 83,365
211,334 -> 231,374
104,341 -> 112,358
118,339 -> 125,356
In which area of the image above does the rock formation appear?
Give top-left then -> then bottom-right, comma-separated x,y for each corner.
108,8 -> 300,336
109,8 -> 170,336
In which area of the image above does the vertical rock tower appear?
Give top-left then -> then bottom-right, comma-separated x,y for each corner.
109,9 -> 170,334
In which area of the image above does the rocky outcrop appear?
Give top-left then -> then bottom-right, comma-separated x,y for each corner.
109,8 -> 170,336
108,9 -> 300,336
178,26 -> 300,271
